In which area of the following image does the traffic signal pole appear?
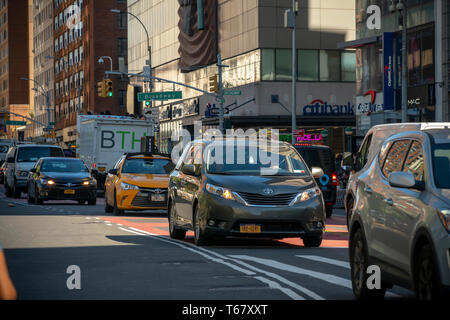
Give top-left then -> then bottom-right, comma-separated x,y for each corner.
217,54 -> 224,134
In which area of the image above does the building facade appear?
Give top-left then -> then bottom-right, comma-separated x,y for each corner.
127,0 -> 357,154
339,0 -> 449,141
53,0 -> 128,148
33,0 -> 54,139
0,0 -> 32,140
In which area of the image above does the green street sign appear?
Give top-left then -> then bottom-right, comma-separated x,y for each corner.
50,122 -> 55,125
223,90 -> 242,96
138,91 -> 182,101
6,120 -> 27,126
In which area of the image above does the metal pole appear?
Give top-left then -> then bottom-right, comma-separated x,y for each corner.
218,53 -> 224,134
401,5 -> 408,122
291,0 -> 297,144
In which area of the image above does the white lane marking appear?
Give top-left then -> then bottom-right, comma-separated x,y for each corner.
253,276 -> 304,300
116,223 -> 122,226
229,255 -> 352,289
120,226 -> 305,299
95,217 -> 100,220
296,255 -> 350,269
85,217 -> 91,219
126,227 -> 322,300
106,223 -> 113,226
118,227 -> 146,235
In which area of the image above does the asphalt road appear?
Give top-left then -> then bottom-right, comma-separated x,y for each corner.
0,187 -> 415,300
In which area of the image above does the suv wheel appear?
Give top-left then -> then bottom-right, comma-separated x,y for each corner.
346,198 -> 354,229
415,244 -> 439,300
27,184 -> 34,204
193,205 -> 209,246
88,197 -> 97,206
350,228 -> 386,300
12,180 -> 21,199
302,236 -> 322,247
168,201 -> 186,239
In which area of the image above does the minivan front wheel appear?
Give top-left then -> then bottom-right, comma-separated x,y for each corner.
350,228 -> 386,300
193,206 -> 209,246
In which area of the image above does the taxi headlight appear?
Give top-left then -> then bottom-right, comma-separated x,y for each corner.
120,182 -> 139,191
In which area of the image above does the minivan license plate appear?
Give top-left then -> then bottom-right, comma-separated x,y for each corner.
64,189 -> 75,195
240,224 -> 261,233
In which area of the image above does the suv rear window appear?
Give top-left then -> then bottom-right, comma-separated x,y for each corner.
295,147 -> 335,174
17,147 -> 64,163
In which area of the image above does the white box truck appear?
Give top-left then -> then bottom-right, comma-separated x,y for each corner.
77,115 -> 154,191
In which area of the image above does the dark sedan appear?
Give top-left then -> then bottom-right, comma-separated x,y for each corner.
168,139 -> 326,246
27,157 -> 97,205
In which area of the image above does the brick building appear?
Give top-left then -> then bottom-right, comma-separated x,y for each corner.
53,0 -> 128,148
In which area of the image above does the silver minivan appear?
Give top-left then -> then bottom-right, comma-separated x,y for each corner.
346,123 -> 450,299
4,144 -> 64,198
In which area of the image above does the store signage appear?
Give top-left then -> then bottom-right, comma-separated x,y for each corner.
407,84 -> 434,109
356,90 -> 384,114
303,99 -> 354,116
296,134 -> 322,142
383,32 -> 395,110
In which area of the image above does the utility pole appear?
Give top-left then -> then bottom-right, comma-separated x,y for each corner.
217,53 -> 224,134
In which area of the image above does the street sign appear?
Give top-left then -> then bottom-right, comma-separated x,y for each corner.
50,122 -> 55,125
138,91 -> 182,101
223,90 -> 242,96
210,107 -> 220,116
6,120 -> 27,126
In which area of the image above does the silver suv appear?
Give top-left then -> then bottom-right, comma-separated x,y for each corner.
345,123 -> 450,299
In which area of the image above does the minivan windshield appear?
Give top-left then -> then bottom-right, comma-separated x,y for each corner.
17,147 -> 64,163
432,142 -> 450,189
41,159 -> 88,173
205,142 -> 309,176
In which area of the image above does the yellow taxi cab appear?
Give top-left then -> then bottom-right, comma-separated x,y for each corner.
104,152 -> 174,215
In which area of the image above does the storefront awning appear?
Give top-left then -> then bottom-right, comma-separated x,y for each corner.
337,35 -> 381,49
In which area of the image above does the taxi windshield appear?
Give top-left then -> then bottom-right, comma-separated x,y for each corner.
122,158 -> 174,174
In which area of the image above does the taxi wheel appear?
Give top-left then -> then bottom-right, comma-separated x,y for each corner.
104,193 -> 113,213
168,200 -> 186,239
113,190 -> 124,216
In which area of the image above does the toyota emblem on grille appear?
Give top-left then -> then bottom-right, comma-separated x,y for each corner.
66,183 -> 72,187
154,188 -> 163,194
263,188 -> 274,195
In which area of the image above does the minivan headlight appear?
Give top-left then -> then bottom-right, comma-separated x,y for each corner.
290,187 -> 321,206
120,182 -> 139,191
206,183 -> 235,201
16,170 -> 28,177
437,209 -> 450,232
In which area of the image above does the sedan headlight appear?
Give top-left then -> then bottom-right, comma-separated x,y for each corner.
40,179 -> 55,185
82,181 -> 90,186
290,187 -> 321,206
437,209 -> 450,232
120,182 -> 139,191
206,183 -> 235,201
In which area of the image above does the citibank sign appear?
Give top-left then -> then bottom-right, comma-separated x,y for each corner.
303,99 -> 354,116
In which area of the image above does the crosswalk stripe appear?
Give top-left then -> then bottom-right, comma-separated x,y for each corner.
296,255 -> 350,269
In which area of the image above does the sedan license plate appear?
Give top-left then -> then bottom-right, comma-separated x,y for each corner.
151,194 -> 165,202
240,224 -> 261,233
64,189 -> 75,195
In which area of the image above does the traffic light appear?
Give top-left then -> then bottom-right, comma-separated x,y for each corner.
97,81 -> 106,97
145,101 -> 151,107
209,74 -> 218,93
104,79 -> 113,97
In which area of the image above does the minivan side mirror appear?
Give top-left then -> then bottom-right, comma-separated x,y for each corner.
388,171 -> 416,189
311,167 -> 324,179
342,152 -> 353,166
181,164 -> 200,176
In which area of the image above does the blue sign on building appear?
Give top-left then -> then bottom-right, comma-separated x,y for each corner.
383,32 -> 395,111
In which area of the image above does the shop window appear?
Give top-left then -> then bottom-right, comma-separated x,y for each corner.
261,49 -> 275,81
320,50 -> 340,81
407,25 -> 435,87
298,49 -> 318,81
275,49 -> 292,81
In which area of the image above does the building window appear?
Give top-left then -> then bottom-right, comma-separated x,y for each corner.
119,90 -> 127,109
275,49 -> 292,81
54,39 -> 58,53
64,31 -> 68,47
74,48 -> 79,64
407,25 -> 435,86
298,50 -> 319,81
59,35 -> 63,50
54,16 -> 58,30
341,51 -> 356,82
69,29 -> 73,43
79,46 -> 83,62
118,38 -> 127,56
261,49 -> 275,81
320,50 -> 340,82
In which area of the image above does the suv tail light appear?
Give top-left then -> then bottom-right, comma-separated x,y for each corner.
331,172 -> 339,186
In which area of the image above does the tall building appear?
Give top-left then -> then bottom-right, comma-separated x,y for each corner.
127,0 -> 357,154
339,0 -> 449,141
32,0 -> 54,139
53,0 -> 128,148
0,0 -> 31,140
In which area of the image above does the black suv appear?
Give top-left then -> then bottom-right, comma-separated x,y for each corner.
293,144 -> 338,217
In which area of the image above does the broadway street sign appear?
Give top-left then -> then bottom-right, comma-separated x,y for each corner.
138,91 -> 182,101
